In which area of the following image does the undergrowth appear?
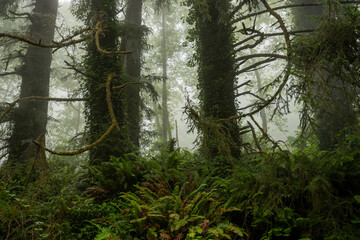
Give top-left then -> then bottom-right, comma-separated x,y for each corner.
1,143 -> 360,239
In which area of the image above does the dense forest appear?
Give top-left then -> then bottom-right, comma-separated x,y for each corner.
1,0 -> 360,239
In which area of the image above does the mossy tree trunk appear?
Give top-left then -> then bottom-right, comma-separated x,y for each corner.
8,0 -> 58,164
124,0 -> 143,149
292,0 -> 356,150
85,0 -> 131,165
192,0 -> 241,159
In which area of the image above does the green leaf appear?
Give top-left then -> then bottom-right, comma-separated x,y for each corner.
354,195 -> 360,204
94,228 -> 112,240
40,233 -> 50,238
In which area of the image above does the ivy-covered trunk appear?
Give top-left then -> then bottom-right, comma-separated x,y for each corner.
292,1 -> 356,150
124,0 -> 143,149
191,0 -> 241,159
84,0 -> 130,165
8,0 -> 58,164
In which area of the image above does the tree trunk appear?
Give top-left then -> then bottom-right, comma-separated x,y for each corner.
8,0 -> 58,164
194,0 -> 241,159
292,0 -> 355,150
254,69 -> 268,132
161,7 -> 171,144
125,0 -> 143,148
85,0 -> 131,165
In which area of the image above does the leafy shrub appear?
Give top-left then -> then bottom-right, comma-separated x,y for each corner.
230,147 -> 360,239
92,180 -> 246,239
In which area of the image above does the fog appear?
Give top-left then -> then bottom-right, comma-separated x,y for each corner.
1,0 -> 304,165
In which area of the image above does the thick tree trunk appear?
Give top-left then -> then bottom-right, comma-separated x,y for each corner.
195,0 -> 241,159
161,8 -> 171,144
125,0 -> 143,148
86,0 -> 130,165
8,0 -> 58,163
292,0 -> 355,150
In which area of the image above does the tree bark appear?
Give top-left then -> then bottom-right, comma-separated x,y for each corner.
8,0 -> 58,164
161,7 -> 171,144
85,0 -> 131,164
194,0 -> 241,159
292,0 -> 355,150
125,0 -> 143,148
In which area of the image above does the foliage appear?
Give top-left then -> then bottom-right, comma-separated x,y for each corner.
0,159 -> 94,239
291,4 -> 360,84
290,3 -> 360,139
2,140 -> 360,239
229,143 -> 360,239
92,182 -> 246,239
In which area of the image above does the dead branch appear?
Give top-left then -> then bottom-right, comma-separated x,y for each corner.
0,71 -> 18,77
231,1 -> 360,24
112,81 -> 142,89
240,0 -> 292,118
0,30 -> 92,49
236,53 -> 287,62
250,115 -> 283,151
0,96 -> 87,123
234,80 -> 252,91
260,29 -> 313,37
54,26 -> 91,45
247,121 -> 264,157
235,58 -> 276,75
232,34 -> 264,54
8,10 -> 33,22
64,61 -> 94,79
233,33 -> 263,49
235,91 -> 266,102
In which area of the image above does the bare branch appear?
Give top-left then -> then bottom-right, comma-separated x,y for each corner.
0,30 -> 92,49
250,115 -> 283,151
64,61 -> 94,79
236,53 -> 287,62
231,1 -> 360,24
247,121 -> 264,157
235,91 -> 266,102
241,0 -> 292,118
0,71 -> 18,77
235,58 -> 276,75
234,80 -> 252,91
0,96 -> 87,122
8,10 -> 33,22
